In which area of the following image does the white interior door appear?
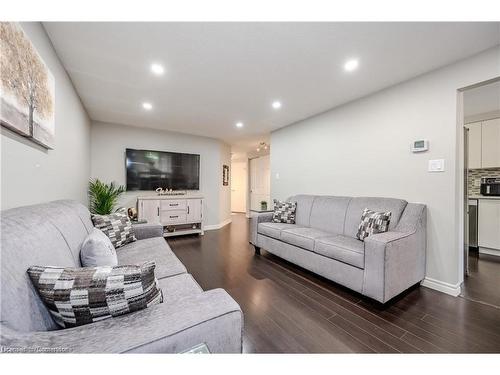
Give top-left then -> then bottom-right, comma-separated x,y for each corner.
231,161 -> 247,213
250,155 -> 270,211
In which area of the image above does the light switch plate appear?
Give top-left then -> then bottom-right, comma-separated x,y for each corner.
428,159 -> 445,172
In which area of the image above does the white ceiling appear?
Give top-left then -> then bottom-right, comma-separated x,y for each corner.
464,80 -> 500,118
44,22 -> 500,153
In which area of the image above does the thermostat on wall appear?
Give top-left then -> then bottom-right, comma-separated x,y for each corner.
411,139 -> 429,153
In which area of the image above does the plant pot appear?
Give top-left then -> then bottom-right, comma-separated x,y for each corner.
260,202 -> 268,211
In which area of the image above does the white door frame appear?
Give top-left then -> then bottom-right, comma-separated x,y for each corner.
456,76 -> 500,288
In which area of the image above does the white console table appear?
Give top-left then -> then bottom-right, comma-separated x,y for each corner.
137,195 -> 204,237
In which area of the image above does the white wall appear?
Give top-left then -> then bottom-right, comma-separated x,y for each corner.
90,121 -> 231,227
271,46 -> 500,291
1,22 -> 91,210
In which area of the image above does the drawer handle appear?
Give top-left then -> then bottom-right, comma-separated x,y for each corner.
170,203 -> 179,206
170,215 -> 178,218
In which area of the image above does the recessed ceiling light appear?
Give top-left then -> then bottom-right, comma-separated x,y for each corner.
142,102 -> 153,110
151,63 -> 165,75
236,122 -> 244,128
272,101 -> 282,109
344,59 -> 359,72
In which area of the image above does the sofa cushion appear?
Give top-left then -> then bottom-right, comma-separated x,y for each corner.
117,237 -> 187,279
27,261 -> 163,328
287,195 -> 316,227
272,199 -> 297,224
344,197 -> 407,238
157,274 -> 202,304
80,228 -> 118,267
356,208 -> 392,241
309,196 -> 351,234
91,208 -> 137,249
314,235 -> 365,269
280,227 -> 331,251
257,222 -> 297,240
1,201 -> 87,333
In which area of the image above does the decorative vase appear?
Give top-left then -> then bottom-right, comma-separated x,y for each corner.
260,201 -> 267,211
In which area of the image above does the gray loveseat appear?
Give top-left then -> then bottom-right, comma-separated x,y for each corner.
250,195 -> 426,303
1,200 -> 243,353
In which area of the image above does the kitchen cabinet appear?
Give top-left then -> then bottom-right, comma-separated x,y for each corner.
481,118 -> 500,168
478,199 -> 500,251
467,121 -> 482,169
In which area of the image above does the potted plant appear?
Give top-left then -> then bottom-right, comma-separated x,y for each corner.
260,200 -> 268,211
88,178 -> 125,215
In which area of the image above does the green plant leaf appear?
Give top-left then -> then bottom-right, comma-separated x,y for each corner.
88,178 -> 125,215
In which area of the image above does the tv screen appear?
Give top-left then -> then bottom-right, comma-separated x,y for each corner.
125,148 -> 200,191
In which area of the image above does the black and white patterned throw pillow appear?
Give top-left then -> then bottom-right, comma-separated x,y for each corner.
27,261 -> 163,328
356,208 -> 392,241
272,199 -> 297,224
91,208 -> 136,249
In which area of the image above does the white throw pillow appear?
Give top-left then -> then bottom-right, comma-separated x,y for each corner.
80,228 -> 118,267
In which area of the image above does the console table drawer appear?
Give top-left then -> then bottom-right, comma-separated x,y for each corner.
161,199 -> 187,211
161,210 -> 187,224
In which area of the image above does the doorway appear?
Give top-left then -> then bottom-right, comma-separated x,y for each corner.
230,160 -> 248,213
461,78 -> 500,308
249,155 -> 271,212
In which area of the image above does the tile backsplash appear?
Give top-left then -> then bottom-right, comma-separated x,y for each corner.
468,168 -> 500,196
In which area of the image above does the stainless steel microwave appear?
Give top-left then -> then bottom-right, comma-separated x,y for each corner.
480,177 -> 500,196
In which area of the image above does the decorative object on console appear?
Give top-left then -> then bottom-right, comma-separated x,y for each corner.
27,261 -> 163,328
0,22 -> 55,149
223,165 -> 229,186
88,178 -> 125,215
155,187 -> 187,196
272,199 -> 297,224
260,200 -> 268,211
80,227 -> 118,267
127,207 -> 138,220
91,208 -> 136,249
356,208 -> 392,241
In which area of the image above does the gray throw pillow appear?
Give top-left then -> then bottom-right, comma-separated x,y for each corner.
27,261 -> 163,328
91,208 -> 136,249
272,199 -> 297,224
80,227 -> 118,267
356,208 -> 392,241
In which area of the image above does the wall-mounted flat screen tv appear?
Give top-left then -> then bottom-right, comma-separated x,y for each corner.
125,148 -> 200,191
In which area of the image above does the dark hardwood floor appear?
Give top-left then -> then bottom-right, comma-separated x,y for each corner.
461,250 -> 500,308
167,214 -> 500,353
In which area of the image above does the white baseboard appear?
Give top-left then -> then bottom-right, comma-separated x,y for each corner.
204,218 -> 232,231
421,277 -> 461,297
479,247 -> 500,257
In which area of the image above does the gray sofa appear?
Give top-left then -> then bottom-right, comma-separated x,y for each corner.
250,195 -> 426,303
0,200 -> 243,353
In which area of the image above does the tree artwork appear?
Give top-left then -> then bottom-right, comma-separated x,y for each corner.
0,22 -> 55,149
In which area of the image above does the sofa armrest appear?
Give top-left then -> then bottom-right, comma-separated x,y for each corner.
249,212 -> 274,245
363,230 -> 426,303
362,205 -> 426,303
1,289 -> 243,353
133,223 -> 163,240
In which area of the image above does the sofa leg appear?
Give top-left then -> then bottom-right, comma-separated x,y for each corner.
254,245 -> 261,255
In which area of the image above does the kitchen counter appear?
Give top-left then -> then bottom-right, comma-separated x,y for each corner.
469,195 -> 500,200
